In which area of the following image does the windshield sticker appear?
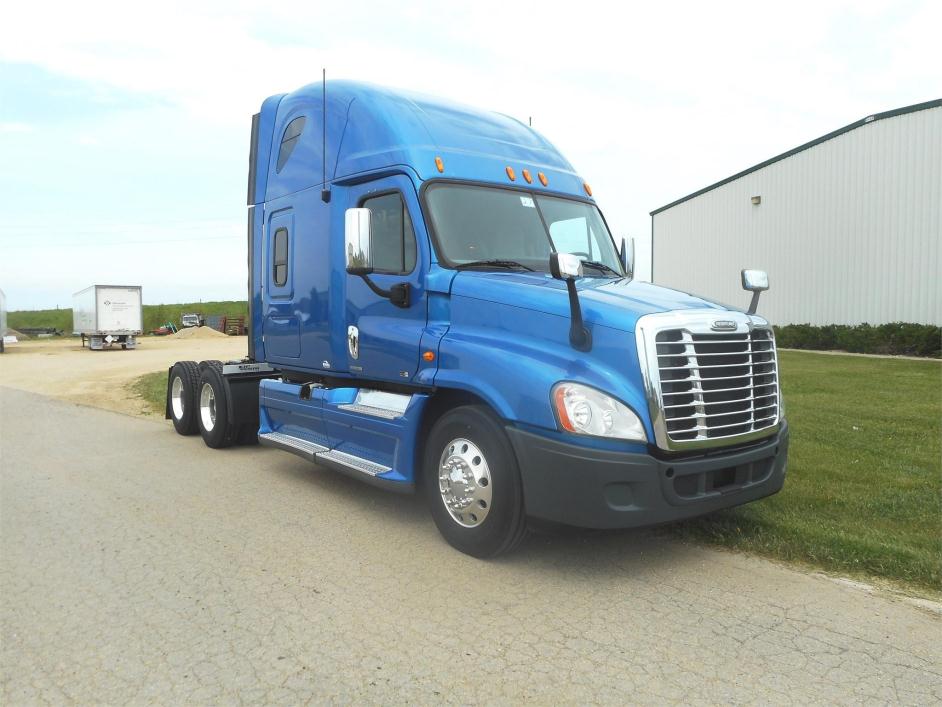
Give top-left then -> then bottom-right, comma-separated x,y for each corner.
520,196 -> 535,208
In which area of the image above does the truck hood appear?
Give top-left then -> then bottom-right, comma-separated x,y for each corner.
449,272 -> 731,332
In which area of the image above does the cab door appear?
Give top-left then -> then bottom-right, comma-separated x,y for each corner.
343,176 -> 428,383
263,208 -> 301,360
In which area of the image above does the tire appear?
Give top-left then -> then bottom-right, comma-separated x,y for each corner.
167,361 -> 200,435
197,365 -> 237,449
423,405 -> 528,558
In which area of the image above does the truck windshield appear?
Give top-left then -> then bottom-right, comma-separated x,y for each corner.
425,184 -> 623,276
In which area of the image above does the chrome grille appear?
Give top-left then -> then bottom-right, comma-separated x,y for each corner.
636,311 -> 781,450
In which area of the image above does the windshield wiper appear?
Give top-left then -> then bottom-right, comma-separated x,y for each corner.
580,260 -> 622,277
455,259 -> 534,272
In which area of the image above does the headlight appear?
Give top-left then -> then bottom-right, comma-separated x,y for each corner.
551,382 -> 647,441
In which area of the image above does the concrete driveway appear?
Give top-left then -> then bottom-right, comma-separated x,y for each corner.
1,388 -> 939,704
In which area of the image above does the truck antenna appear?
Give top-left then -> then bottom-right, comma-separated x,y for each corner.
529,116 -> 532,127
321,68 -> 331,203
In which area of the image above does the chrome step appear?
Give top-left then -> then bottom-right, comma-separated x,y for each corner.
260,431 -> 391,477
258,431 -> 328,456
318,449 -> 391,476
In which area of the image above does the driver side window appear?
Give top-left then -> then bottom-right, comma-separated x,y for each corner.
363,192 -> 417,274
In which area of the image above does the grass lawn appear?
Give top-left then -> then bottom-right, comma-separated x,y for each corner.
670,350 -> 941,594
130,371 -> 167,415
131,350 -> 941,593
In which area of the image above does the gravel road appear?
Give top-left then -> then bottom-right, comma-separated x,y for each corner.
2,388 -> 940,704
0,336 -> 246,417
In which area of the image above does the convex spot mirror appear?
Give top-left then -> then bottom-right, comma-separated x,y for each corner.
741,269 -> 769,292
549,252 -> 585,280
345,208 -> 373,275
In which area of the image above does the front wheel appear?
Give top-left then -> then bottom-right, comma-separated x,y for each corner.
423,405 -> 528,558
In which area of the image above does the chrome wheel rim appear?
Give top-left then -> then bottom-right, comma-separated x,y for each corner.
199,382 -> 216,432
438,438 -> 492,528
170,376 -> 185,420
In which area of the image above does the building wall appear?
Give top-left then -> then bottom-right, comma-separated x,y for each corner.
652,106 -> 941,325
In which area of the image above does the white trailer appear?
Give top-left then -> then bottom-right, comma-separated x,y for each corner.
72,285 -> 143,350
0,288 -> 6,353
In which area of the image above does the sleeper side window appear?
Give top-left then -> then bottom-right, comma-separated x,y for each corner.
272,227 -> 288,286
363,193 -> 417,274
276,116 -> 305,173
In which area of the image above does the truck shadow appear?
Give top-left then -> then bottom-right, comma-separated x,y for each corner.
266,453 -> 699,577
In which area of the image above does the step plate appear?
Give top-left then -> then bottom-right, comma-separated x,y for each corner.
336,403 -> 402,420
260,431 -> 391,477
258,431 -> 328,456
318,449 -> 391,476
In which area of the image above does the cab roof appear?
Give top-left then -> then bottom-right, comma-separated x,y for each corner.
254,80 -> 589,203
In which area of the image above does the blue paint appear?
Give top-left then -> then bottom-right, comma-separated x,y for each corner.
249,81 -> 767,496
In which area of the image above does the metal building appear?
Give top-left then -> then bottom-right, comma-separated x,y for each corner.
650,99 -> 941,325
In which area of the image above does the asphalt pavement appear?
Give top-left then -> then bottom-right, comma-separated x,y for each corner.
1,387 -> 939,704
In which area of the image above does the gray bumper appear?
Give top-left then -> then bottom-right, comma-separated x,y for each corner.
507,423 -> 789,529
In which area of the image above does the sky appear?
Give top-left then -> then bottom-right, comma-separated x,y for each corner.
1,0 -> 938,310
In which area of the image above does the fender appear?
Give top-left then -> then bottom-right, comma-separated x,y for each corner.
433,315 -> 653,441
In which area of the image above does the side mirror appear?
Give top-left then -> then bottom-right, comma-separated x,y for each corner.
549,252 -> 590,351
620,238 -> 635,279
549,252 -> 584,280
741,269 -> 769,314
345,208 -> 373,275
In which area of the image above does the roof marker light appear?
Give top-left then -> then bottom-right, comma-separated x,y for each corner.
505,166 -> 516,181
435,156 -> 444,173
522,169 -> 533,184
538,172 -> 548,186
583,182 -> 593,196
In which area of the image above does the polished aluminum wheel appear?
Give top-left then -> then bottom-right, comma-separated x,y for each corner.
438,437 -> 492,528
199,382 -> 216,432
170,376 -> 185,420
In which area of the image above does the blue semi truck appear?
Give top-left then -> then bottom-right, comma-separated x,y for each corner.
166,81 -> 788,557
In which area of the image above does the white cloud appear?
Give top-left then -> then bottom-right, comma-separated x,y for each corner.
1,0 -> 939,302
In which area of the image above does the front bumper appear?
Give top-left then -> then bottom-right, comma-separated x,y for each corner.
507,422 -> 789,529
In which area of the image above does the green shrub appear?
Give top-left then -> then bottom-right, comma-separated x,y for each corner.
774,322 -> 940,358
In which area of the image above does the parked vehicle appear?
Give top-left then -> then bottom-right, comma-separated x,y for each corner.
181,313 -> 204,328
166,81 -> 788,557
151,322 -> 178,336
0,288 -> 6,353
73,285 -> 143,350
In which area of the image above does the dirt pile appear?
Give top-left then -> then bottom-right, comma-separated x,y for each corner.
172,326 -> 228,339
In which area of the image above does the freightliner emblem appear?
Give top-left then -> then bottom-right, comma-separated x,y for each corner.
711,320 -> 737,332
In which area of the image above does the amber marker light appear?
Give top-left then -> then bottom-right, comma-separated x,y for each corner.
435,156 -> 444,173
422,350 -> 436,362
505,166 -> 516,181
538,172 -> 548,186
553,386 -> 575,432
522,168 -> 533,184
583,182 -> 593,196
